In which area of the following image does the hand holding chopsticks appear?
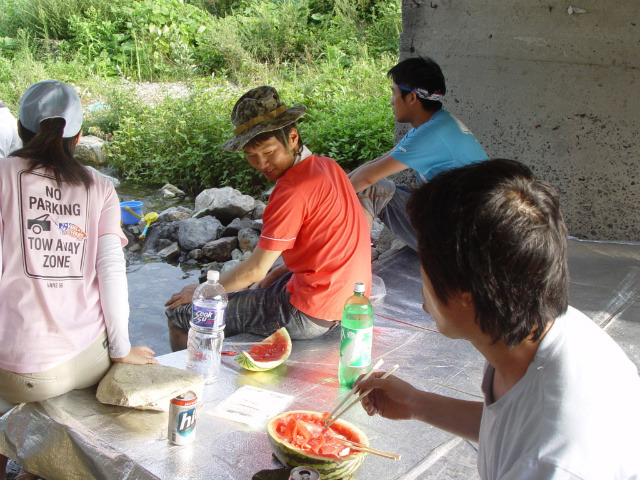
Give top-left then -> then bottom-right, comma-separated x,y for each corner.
324,358 -> 384,427
324,361 -> 399,428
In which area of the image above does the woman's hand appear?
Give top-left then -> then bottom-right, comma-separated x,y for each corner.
112,345 -> 158,365
356,372 -> 422,420
165,283 -> 198,310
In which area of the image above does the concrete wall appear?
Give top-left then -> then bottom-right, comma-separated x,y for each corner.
400,0 -> 639,240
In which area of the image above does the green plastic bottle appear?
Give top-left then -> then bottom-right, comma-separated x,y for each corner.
339,282 -> 374,388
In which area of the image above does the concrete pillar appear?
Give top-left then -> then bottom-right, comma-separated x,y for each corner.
400,0 -> 639,239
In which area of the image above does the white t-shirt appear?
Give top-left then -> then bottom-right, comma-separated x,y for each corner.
0,156 -> 128,373
478,306 -> 640,479
0,106 -> 22,158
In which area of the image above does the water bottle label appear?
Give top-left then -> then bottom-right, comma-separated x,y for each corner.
192,303 -> 225,329
340,326 -> 373,367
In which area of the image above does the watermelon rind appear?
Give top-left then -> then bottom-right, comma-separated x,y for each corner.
266,410 -> 368,480
235,327 -> 292,372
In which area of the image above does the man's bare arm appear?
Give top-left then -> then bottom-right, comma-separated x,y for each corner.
348,151 -> 408,193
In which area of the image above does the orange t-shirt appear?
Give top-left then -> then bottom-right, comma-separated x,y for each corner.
258,155 -> 371,321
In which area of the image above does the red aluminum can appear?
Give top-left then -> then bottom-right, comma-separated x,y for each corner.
289,466 -> 321,480
168,390 -> 197,445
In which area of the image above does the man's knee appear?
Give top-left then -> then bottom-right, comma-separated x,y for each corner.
166,304 -> 191,352
357,179 -> 396,219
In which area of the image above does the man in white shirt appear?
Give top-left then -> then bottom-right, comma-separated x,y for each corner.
357,159 -> 640,479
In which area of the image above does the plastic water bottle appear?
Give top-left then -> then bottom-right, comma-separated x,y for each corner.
339,282 -> 374,388
186,270 -> 228,383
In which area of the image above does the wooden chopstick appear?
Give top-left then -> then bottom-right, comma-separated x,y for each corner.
324,358 -> 384,426
325,364 -> 399,428
341,438 -> 401,461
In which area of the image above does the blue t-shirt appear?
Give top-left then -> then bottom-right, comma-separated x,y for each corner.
391,109 -> 488,184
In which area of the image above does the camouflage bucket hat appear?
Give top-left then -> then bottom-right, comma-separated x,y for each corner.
221,86 -> 306,152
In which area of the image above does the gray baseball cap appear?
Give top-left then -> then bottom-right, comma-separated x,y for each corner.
19,80 -> 82,138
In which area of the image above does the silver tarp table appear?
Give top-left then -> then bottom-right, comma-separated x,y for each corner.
1,238 -> 639,480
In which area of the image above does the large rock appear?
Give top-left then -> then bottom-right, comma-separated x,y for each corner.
158,206 -> 193,223
96,363 -> 204,412
178,216 -> 224,251
251,199 -> 266,220
221,217 -> 256,237
193,187 -> 255,224
237,227 -> 260,253
202,236 -> 239,262
145,220 -> 180,251
76,135 -> 107,166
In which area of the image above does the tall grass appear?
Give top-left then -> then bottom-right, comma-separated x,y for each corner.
0,0 -> 400,195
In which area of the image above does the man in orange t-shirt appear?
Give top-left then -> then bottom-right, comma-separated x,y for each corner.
165,86 -> 371,350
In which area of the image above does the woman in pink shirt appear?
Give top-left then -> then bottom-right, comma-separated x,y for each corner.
0,81 -> 156,480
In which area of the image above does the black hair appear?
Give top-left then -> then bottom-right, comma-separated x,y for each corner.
407,159 -> 569,348
388,57 -> 446,112
14,118 -> 93,189
245,123 -> 304,154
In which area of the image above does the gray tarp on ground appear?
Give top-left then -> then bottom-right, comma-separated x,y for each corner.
0,238 -> 638,479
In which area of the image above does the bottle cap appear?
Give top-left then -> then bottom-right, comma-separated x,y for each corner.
207,270 -> 220,282
353,282 -> 365,293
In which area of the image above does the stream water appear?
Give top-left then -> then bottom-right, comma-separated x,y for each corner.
117,184 -> 199,356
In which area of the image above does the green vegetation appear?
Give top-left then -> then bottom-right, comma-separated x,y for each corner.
0,0 -> 399,195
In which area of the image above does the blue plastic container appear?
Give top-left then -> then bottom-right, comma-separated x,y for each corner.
120,201 -> 143,225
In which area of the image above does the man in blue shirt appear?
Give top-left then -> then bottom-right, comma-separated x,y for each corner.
349,57 -> 488,251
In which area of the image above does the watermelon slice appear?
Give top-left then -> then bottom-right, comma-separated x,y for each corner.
235,327 -> 292,371
267,410 -> 368,480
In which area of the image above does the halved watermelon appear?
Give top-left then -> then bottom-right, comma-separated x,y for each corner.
235,327 -> 292,371
266,410 -> 368,480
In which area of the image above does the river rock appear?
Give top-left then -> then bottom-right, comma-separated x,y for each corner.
221,259 -> 241,273
158,242 -> 181,261
202,236 -> 239,262
178,216 -> 224,251
87,166 -> 120,187
221,217 -> 256,237
251,199 -> 266,220
159,183 -> 186,199
193,187 -> 255,224
237,227 -> 260,253
76,135 -> 107,166
146,221 -> 180,251
158,206 -> 193,223
232,249 -> 251,261
188,249 -> 204,260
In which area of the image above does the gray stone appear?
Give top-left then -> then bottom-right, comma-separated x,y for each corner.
221,259 -> 241,273
128,243 -> 142,253
221,217 -> 255,237
76,135 -> 107,166
158,242 -> 181,261
156,238 -> 173,251
145,221 -> 180,251
188,249 -> 204,260
252,219 -> 263,230
87,165 -> 120,187
178,216 -> 223,251
159,183 -> 186,199
202,236 -> 239,262
251,199 -> 266,220
193,187 -> 255,224
231,248 -> 251,261
158,206 -> 193,223
237,227 -> 260,253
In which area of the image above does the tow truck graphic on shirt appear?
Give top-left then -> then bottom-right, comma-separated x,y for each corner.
27,213 -> 87,241
27,214 -> 52,234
